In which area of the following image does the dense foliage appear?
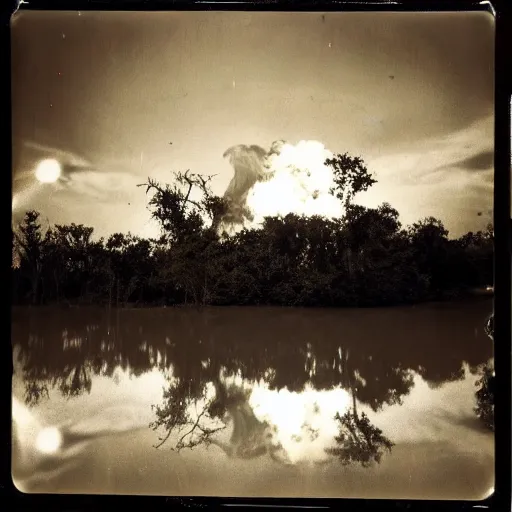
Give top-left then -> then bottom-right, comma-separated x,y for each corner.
12,154 -> 493,307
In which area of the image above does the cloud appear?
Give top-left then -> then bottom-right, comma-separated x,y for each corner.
367,115 -> 493,185
12,139 -> 152,238
436,150 -> 494,173
357,115 -> 494,236
22,141 -> 92,168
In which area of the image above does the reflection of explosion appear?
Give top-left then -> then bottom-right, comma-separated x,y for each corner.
248,382 -> 350,465
219,373 -> 351,465
219,140 -> 343,234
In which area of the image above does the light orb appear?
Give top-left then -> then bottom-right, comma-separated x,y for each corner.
35,159 -> 62,183
35,426 -> 62,454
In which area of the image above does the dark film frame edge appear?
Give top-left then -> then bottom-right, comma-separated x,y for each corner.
2,0 -> 510,510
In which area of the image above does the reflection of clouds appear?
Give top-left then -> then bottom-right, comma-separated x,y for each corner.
12,358 -> 494,495
219,362 -> 493,466
12,367 -> 168,491
12,302 -> 495,487
11,302 -> 495,496
12,395 -> 157,492
365,363 -> 493,451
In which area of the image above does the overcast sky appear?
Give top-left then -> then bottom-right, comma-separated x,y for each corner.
11,10 -> 494,239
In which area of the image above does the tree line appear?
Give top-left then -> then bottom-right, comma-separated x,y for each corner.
11,154 -> 493,307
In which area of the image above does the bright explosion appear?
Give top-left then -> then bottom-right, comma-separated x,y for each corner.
249,140 -> 341,222
220,140 -> 343,234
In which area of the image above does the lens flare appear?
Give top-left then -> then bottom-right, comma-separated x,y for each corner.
35,427 -> 62,454
35,159 -> 61,183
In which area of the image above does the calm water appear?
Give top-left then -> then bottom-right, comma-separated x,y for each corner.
11,300 -> 494,499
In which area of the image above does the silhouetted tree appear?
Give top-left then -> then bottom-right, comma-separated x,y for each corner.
105,233 -> 154,305
408,217 -> 450,295
325,153 -> 377,209
323,154 -> 377,281
139,170 -> 227,244
45,223 -> 100,302
14,211 -> 45,304
138,171 -> 229,305
11,149 -> 493,308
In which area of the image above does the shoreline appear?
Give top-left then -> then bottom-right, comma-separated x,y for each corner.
11,293 -> 493,313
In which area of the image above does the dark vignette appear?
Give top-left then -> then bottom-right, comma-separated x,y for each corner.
2,0 -> 510,511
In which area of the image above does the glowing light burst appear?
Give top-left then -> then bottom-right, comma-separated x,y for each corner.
12,397 -> 62,456
248,383 -> 351,464
35,427 -> 62,454
35,159 -> 62,183
246,140 -> 343,226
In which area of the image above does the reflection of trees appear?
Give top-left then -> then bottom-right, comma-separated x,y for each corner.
151,371 -> 394,467
151,378 -> 290,463
58,361 -> 93,397
474,363 -> 494,431
24,360 -> 92,406
13,302 -> 493,415
13,305 -> 492,471
473,312 -> 494,431
484,312 -> 493,341
13,308 -> 170,406
355,365 -> 415,411
150,379 -> 225,451
150,372 -> 393,467
326,387 -> 394,467
23,380 -> 49,407
327,411 -> 393,467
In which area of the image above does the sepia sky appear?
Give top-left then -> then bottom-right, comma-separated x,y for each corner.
11,10 -> 494,239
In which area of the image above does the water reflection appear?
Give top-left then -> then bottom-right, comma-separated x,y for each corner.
11,301 -> 494,496
474,311 -> 494,432
473,362 -> 494,432
12,393 -> 152,491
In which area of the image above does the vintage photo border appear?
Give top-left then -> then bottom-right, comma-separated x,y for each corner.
2,0 -> 510,510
